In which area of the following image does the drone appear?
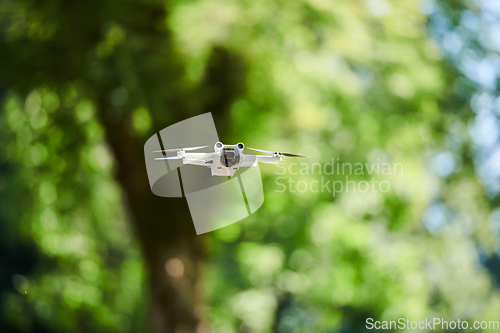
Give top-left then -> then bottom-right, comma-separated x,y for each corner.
153,142 -> 309,177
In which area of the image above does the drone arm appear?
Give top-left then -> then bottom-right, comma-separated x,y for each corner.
240,154 -> 281,167
240,159 -> 257,167
183,159 -> 212,166
255,155 -> 281,163
181,152 -> 215,160
154,156 -> 182,161
182,152 -> 216,166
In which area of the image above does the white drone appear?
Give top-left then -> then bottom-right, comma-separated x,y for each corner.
153,142 -> 309,177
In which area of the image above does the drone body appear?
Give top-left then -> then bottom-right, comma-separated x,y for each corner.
153,142 -> 309,177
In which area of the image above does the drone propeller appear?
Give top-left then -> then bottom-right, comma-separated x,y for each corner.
154,156 -> 183,161
246,147 -> 310,158
152,145 -> 208,153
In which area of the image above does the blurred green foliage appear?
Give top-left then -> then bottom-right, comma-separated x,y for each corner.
1,87 -> 146,331
1,0 -> 499,332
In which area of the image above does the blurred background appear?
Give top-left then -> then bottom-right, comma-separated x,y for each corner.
1,0 -> 500,332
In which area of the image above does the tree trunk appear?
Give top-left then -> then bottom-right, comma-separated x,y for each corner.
97,104 -> 206,332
